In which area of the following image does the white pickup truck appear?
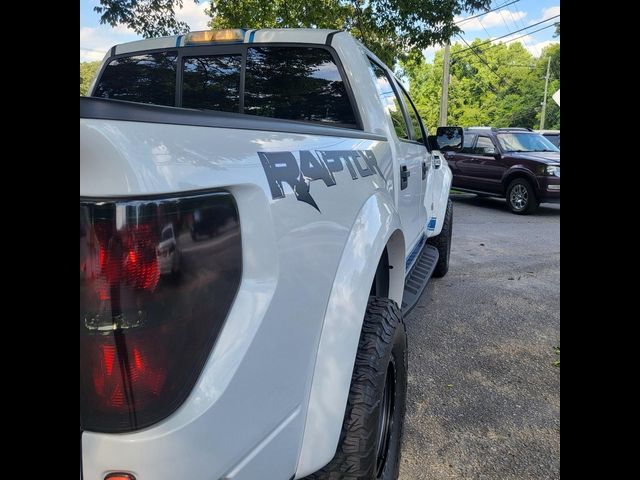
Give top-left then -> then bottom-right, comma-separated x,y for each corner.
80,28 -> 459,480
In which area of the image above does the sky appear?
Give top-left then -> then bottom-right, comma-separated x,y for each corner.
80,0 -> 560,63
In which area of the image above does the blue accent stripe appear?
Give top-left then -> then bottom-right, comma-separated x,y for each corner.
175,35 -> 183,47
405,234 -> 426,272
248,30 -> 256,43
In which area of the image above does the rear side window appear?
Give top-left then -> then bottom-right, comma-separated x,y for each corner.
461,134 -> 477,154
368,60 -> 410,140
94,52 -> 177,106
182,55 -> 241,112
244,47 -> 357,127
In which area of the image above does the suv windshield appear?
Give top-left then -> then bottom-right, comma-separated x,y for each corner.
497,133 -> 559,153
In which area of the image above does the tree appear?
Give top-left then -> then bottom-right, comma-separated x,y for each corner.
81,61 -> 102,96
400,41 -> 560,131
554,22 -> 560,38
95,0 -> 198,37
94,0 -> 492,65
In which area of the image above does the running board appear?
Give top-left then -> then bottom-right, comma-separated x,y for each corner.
402,243 -> 439,317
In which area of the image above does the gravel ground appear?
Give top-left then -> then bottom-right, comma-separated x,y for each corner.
399,194 -> 560,480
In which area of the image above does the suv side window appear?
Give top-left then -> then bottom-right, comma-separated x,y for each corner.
94,52 -> 177,106
461,133 -> 477,154
367,60 -> 410,140
398,85 -> 426,144
244,46 -> 357,127
475,136 -> 497,155
182,55 -> 242,112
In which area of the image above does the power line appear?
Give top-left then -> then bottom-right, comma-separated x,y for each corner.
455,0 -> 521,26
506,2 -> 540,57
454,34 -> 515,91
452,14 -> 559,55
453,23 -> 557,59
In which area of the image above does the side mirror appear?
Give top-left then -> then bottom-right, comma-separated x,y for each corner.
427,135 -> 439,151
492,152 -> 501,159
435,126 -> 464,152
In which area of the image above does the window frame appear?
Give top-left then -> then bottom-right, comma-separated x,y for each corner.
93,43 -> 364,131
366,56 -> 416,144
395,81 -> 429,148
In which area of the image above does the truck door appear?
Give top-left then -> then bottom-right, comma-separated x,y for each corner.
367,60 -> 425,253
395,84 -> 434,234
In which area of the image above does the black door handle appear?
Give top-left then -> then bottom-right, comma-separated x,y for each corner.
400,165 -> 410,190
422,161 -> 428,179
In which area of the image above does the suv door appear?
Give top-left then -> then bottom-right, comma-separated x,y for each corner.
467,135 -> 505,194
446,133 -> 477,189
367,59 -> 424,254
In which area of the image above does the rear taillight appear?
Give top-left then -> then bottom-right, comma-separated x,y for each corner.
80,192 -> 242,433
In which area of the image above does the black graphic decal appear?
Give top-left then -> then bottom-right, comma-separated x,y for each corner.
259,149 -> 383,211
300,151 -> 336,187
258,151 -> 320,211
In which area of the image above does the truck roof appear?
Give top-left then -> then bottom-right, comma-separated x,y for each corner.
111,28 -> 343,56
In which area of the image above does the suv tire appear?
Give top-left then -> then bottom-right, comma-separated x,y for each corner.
306,297 -> 407,480
506,178 -> 538,214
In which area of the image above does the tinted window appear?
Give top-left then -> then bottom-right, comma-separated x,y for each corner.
544,134 -> 560,148
461,133 -> 477,153
475,136 -> 496,155
497,132 -> 559,152
244,47 -> 357,127
94,52 -> 177,106
399,87 -> 425,143
182,55 -> 241,112
368,60 -> 410,140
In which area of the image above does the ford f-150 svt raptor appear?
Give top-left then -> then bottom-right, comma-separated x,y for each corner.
80,28 -> 459,480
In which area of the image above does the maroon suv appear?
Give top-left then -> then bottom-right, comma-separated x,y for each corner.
444,127 -> 560,214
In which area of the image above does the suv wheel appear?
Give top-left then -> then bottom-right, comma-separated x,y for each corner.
506,178 -> 538,214
306,297 -> 407,480
427,198 -> 453,278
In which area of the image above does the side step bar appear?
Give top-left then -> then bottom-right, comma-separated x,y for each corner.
402,243 -> 439,316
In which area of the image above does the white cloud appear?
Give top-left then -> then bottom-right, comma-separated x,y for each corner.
80,25 -> 140,62
175,1 -> 211,31
80,2 -> 211,62
455,10 -> 527,32
490,32 -> 558,57
529,6 -> 560,25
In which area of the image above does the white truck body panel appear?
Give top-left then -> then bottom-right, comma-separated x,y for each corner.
80,29 -> 452,479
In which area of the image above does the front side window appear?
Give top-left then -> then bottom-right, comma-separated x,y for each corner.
244,47 -> 357,127
368,60 -> 410,140
475,136 -> 497,155
182,55 -> 241,112
398,87 -> 426,144
94,52 -> 177,106
461,133 -> 477,154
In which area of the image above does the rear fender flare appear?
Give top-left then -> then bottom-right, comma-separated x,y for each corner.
295,191 -> 404,478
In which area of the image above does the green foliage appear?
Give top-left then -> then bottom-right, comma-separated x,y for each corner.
400,41 -> 560,131
95,0 -> 198,37
94,0 -> 491,64
80,61 -> 102,96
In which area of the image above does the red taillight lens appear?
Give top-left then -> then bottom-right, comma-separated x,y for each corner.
80,193 -> 241,433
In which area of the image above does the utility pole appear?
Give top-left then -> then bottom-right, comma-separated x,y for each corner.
540,57 -> 551,130
439,42 -> 451,126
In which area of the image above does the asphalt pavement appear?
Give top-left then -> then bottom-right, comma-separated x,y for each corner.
399,194 -> 560,480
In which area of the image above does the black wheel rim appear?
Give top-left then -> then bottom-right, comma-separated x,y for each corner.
376,361 -> 396,478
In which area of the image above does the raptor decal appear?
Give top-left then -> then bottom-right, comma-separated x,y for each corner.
258,149 -> 384,211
